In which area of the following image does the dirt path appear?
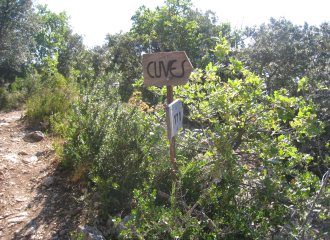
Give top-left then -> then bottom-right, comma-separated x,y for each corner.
0,111 -> 87,240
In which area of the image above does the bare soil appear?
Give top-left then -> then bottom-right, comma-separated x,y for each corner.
0,111 -> 89,240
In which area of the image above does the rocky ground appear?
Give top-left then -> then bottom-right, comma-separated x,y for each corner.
0,111 -> 91,240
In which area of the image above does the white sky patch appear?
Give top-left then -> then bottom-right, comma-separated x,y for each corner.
36,0 -> 330,48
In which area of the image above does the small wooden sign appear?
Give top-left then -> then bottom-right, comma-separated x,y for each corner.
166,99 -> 183,138
143,51 -> 193,87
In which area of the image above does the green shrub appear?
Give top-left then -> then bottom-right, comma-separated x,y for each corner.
127,43 -> 329,238
51,40 -> 329,239
0,72 -> 39,111
54,76 -> 171,216
25,72 -> 76,124
0,83 -> 25,110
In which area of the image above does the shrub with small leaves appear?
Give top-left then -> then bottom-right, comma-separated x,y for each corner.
55,75 -> 171,216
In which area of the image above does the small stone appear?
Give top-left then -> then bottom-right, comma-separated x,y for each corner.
30,177 -> 37,182
25,131 -> 45,141
14,212 -> 28,217
59,230 -> 66,235
42,177 -> 54,187
113,214 -> 132,236
16,198 -> 27,202
71,207 -> 82,216
3,212 -> 12,218
25,226 -> 36,236
7,223 -> 15,228
4,154 -> 19,163
23,156 -> 38,164
77,225 -> 106,240
7,216 -> 27,223
18,151 -> 28,155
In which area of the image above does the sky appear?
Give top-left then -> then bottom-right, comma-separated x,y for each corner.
35,0 -> 330,48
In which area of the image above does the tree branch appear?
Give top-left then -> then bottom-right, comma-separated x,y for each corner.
157,190 -> 216,230
299,169 -> 330,234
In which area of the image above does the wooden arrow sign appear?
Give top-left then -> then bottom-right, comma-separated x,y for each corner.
143,51 -> 193,87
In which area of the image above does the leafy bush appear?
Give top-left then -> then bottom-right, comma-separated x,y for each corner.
126,41 -> 329,239
25,72 -> 76,124
46,33 -> 329,239
0,71 -> 41,110
54,76 -> 172,216
0,83 -> 26,110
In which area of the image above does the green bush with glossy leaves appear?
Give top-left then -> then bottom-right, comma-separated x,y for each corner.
124,39 -> 329,239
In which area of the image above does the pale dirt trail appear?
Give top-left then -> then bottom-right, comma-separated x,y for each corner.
0,111 -> 86,240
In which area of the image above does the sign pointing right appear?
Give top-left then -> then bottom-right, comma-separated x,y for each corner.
143,51 -> 193,87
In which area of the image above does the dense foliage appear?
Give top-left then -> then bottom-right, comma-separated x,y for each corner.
1,0 -> 329,239
0,0 -> 36,79
126,38 -> 329,238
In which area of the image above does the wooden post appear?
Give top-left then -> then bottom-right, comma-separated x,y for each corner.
142,51 -> 193,185
166,86 -> 178,181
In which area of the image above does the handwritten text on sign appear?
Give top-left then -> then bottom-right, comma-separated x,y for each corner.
147,60 -> 187,79
166,99 -> 183,138
143,52 -> 193,87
